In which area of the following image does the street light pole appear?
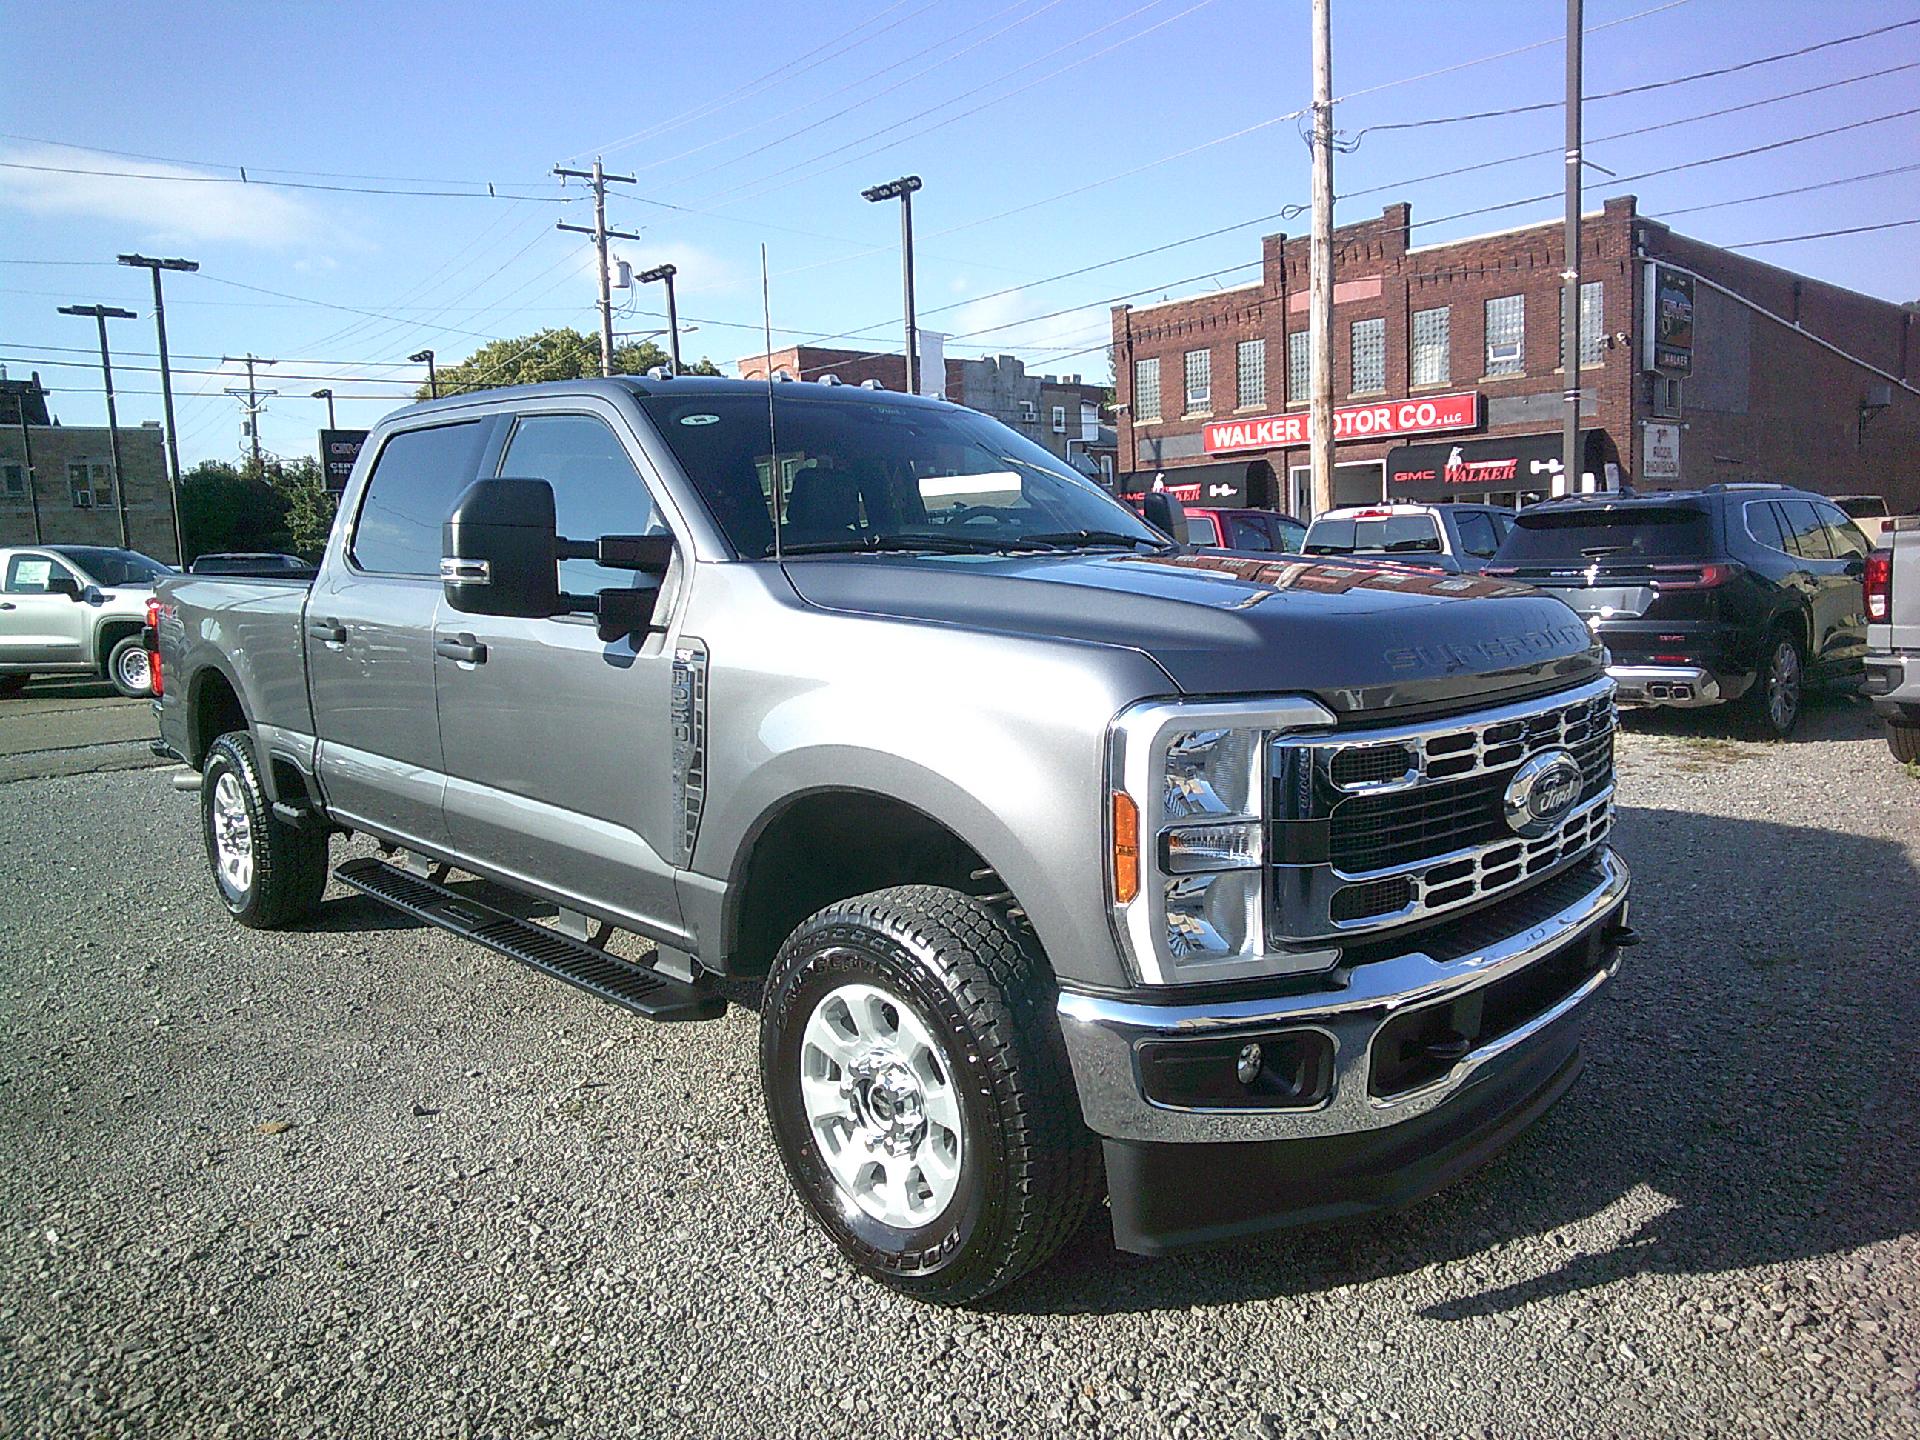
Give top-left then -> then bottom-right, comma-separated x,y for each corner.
58,304 -> 137,549
410,349 -> 438,399
311,389 -> 337,428
862,176 -> 923,395
117,253 -> 196,566
635,264 -> 681,374
1308,0 -> 1336,519
1561,0 -> 1585,498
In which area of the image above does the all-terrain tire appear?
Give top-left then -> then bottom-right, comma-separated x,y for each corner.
1889,721 -> 1920,765
201,730 -> 329,928
760,885 -> 1101,1306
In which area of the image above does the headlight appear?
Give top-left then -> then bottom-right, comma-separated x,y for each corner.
1108,696 -> 1338,985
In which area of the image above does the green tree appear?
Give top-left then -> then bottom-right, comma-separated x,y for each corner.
419,326 -> 721,400
268,457 -> 339,558
179,460 -> 292,562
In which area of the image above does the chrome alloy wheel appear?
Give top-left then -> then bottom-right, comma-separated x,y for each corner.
211,770 -> 254,895
1766,638 -> 1801,732
799,976 -> 964,1228
116,645 -> 151,694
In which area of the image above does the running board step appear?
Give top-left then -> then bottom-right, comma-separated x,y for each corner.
334,857 -> 725,1023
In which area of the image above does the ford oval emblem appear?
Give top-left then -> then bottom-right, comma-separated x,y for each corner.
1502,749 -> 1584,838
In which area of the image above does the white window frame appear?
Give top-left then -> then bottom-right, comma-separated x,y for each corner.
1235,338 -> 1266,410
1133,358 -> 1161,423
1349,317 -> 1386,396
1183,348 -> 1211,415
1485,294 -> 1524,376
1411,306 -> 1450,387
1050,405 -> 1067,434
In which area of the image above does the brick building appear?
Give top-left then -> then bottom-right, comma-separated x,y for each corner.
736,344 -> 1116,481
0,371 -> 180,563
1111,196 -> 1920,519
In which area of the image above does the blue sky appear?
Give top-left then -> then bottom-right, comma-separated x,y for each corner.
3,0 -> 1916,468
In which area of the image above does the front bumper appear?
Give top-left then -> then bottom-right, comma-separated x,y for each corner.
1607,664 -> 1750,708
1058,847 -> 1628,1145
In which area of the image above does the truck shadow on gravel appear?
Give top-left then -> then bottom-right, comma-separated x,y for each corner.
1005,801 -> 1920,1318
1616,689 -> 1877,744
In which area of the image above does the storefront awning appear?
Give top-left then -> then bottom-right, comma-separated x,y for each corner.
1385,430 -> 1610,502
1116,457 -> 1279,508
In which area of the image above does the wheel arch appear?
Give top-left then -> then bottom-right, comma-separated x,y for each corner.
185,660 -> 248,769
94,617 -> 144,673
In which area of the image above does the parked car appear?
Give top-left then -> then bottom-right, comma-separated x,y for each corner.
1125,499 -> 1306,554
1485,483 -> 1871,737
1864,519 -> 1920,762
1302,502 -> 1514,573
0,544 -> 173,697
1831,493 -> 1913,546
154,376 -> 1631,1304
188,551 -> 317,578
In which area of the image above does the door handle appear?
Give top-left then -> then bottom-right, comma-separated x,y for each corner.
434,634 -> 487,665
0,602 -> 14,610
307,618 -> 347,645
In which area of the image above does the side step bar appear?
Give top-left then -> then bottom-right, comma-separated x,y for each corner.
335,857 -> 726,1023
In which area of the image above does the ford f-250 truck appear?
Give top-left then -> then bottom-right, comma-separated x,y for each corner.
151,376 -> 1633,1304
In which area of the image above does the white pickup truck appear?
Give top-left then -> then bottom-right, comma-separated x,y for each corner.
0,544 -> 171,697
1865,518 -> 1920,762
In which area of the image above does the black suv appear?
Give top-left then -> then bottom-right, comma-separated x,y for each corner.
1486,484 -> 1871,737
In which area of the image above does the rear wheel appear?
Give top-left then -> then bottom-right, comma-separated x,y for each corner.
107,635 -> 152,698
201,731 -> 329,928
760,885 -> 1100,1306
1742,629 -> 1804,739
1889,722 -> 1920,765
0,674 -> 28,698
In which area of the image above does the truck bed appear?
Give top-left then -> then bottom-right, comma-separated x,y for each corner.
155,574 -> 316,756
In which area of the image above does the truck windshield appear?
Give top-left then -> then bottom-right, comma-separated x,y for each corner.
1304,514 -> 1441,555
54,547 -> 172,586
1498,506 -> 1713,562
637,392 -> 1164,558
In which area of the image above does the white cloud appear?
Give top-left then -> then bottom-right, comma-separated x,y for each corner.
949,290 -> 1110,363
0,143 -> 327,247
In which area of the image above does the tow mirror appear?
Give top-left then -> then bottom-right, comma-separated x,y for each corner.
1141,490 -> 1190,545
441,477 -> 563,619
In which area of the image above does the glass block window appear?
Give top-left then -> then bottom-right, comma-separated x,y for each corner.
1287,330 -> 1310,405
1485,294 -> 1525,375
1350,317 -> 1386,395
1,462 -> 24,497
1183,348 -> 1211,413
1411,306 -> 1450,387
1236,339 -> 1265,410
1133,357 -> 1161,423
1579,281 -> 1605,366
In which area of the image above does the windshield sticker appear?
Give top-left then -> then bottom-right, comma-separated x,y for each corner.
679,413 -> 721,426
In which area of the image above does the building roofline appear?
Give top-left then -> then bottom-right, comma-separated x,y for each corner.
1404,206 -> 1614,255
1127,279 -> 1264,317
1643,215 -> 1919,318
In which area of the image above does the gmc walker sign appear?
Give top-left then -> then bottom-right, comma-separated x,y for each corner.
1202,392 -> 1480,454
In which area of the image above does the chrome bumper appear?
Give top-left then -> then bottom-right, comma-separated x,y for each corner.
1607,664 -> 1745,707
1057,848 -> 1630,1143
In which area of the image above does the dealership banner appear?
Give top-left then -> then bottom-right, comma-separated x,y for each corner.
320,429 -> 370,494
1643,263 -> 1694,375
1202,392 -> 1480,454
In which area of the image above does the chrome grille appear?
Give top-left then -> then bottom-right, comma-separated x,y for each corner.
1268,678 -> 1617,943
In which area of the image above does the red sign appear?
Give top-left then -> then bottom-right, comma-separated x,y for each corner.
1202,392 -> 1480,454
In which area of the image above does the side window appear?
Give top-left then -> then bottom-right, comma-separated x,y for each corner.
1776,499 -> 1831,560
1454,510 -> 1499,558
1812,501 -> 1870,560
1746,501 -> 1789,554
351,421 -> 489,576
4,554 -> 73,593
1185,512 -> 1222,547
1230,516 -> 1275,552
500,414 -> 666,592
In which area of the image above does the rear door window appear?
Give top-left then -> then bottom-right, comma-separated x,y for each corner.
1229,516 -> 1274,551
1498,505 -> 1714,563
1775,499 -> 1831,560
1811,500 -> 1870,560
1186,512 -> 1222,547
1744,501 -> 1790,554
350,421 -> 490,576
1453,510 -> 1499,558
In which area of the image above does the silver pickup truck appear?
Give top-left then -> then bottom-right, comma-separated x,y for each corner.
1866,518 -> 1920,762
153,376 -> 1633,1304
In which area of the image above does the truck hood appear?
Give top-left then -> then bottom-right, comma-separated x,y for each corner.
783,550 -> 1601,715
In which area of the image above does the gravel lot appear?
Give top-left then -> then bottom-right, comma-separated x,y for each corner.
2,695 -> 1916,1438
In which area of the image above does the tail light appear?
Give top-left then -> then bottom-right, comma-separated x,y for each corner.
1649,562 -> 1742,590
145,597 -> 164,698
1866,549 -> 1892,623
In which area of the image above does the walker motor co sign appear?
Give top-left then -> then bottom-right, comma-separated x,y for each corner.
1201,392 -> 1480,455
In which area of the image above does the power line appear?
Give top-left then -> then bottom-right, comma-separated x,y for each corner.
0,157 -> 574,202
1727,218 -> 1920,250
1657,163 -> 1920,217
0,131 -> 561,190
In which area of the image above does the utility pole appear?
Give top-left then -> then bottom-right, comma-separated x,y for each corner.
311,388 -> 337,428
1308,0 -> 1336,519
223,354 -> 278,471
410,349 -> 439,398
555,158 -> 641,377
636,263 -> 682,374
6,372 -> 46,544
862,176 -> 923,395
58,304 -> 137,549
1561,0 -> 1584,498
117,253 -> 196,566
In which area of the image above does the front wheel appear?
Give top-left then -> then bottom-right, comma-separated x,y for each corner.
201,731 -> 329,928
1889,722 -> 1920,765
759,886 -> 1100,1306
1742,630 -> 1804,739
107,635 -> 152,698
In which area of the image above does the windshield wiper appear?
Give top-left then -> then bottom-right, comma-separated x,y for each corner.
777,533 -> 1028,556
1018,529 -> 1171,551
1580,544 -> 1630,557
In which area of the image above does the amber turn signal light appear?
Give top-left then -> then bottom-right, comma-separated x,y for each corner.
1111,791 -> 1140,904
